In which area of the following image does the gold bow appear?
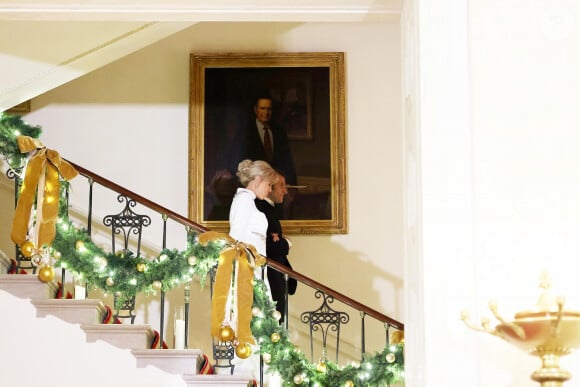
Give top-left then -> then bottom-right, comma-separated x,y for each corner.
11,136 -> 78,248
199,231 -> 266,346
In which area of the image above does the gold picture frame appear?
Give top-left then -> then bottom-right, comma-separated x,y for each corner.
189,52 -> 347,234
5,100 -> 31,114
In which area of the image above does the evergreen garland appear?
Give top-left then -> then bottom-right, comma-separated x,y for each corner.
0,112 -> 404,386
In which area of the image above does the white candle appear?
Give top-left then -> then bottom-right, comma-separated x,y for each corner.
174,319 -> 186,349
74,285 -> 86,299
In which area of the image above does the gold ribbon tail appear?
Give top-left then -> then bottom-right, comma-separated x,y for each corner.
200,230 -> 267,346
210,248 -> 236,338
10,136 -> 78,248
236,247 -> 256,346
11,150 -> 46,246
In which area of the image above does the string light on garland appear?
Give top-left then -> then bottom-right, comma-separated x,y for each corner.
0,113 -> 405,387
75,240 -> 86,252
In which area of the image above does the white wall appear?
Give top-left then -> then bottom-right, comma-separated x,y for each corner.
406,0 -> 580,386
20,21 -> 403,356
471,1 -> 580,384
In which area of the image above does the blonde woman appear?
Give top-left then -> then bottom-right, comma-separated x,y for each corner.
229,159 -> 278,258
228,159 -> 278,380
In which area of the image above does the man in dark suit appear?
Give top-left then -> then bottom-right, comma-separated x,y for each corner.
228,95 -> 297,185
255,172 -> 297,323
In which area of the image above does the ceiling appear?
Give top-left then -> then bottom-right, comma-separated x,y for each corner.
0,0 -> 402,112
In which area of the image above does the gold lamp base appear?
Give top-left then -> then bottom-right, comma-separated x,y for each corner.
462,273 -> 580,387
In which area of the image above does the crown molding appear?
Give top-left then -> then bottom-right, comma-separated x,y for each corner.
0,1 -> 402,22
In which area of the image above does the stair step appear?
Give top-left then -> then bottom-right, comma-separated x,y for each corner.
0,273 -> 58,299
32,298 -> 106,324
132,349 -> 203,375
0,256 -> 259,386
82,323 -> 155,350
182,374 -> 255,386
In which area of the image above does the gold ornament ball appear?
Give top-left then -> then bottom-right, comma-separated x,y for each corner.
235,343 -> 252,359
136,262 -> 146,272
272,310 -> 282,321
219,325 -> 236,342
106,277 -> 115,286
293,374 -> 304,384
97,257 -> 108,268
391,330 -> 405,344
262,353 -> 271,364
316,361 -> 327,373
75,240 -> 85,250
187,256 -> 197,266
344,381 -> 354,387
21,240 -> 36,258
38,265 -> 55,282
53,251 -> 62,260
152,280 -> 162,290
386,353 -> 396,363
270,332 -> 280,343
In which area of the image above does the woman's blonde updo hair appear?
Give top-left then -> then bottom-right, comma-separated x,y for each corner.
237,159 -> 278,187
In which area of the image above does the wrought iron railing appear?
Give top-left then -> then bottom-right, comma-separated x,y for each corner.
4,159 -> 404,385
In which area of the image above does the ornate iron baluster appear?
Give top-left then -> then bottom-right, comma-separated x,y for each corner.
6,168 -> 35,273
184,283 -> 190,348
87,177 -> 94,236
59,185 -> 71,299
300,290 -> 350,363
158,214 -> 167,348
360,311 -> 366,356
103,195 -> 151,324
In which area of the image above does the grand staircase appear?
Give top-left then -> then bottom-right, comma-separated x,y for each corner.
0,253 -> 255,387
0,119 -> 404,387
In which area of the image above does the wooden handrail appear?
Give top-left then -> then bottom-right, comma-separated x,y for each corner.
68,161 -> 207,232
68,160 -> 404,331
267,259 -> 404,330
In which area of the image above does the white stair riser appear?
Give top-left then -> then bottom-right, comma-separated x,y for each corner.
133,349 -> 203,375
33,299 -> 106,324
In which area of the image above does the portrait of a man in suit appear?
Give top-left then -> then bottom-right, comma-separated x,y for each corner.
227,94 -> 298,186
200,65 -> 335,225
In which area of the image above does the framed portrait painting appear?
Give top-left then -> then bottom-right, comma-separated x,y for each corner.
189,52 -> 347,234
